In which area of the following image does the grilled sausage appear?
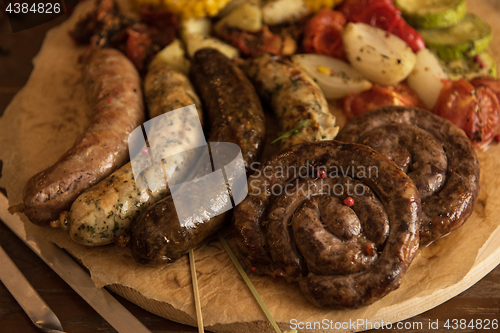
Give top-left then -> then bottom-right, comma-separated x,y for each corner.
336,106 -> 480,245
243,53 -> 338,148
130,48 -> 265,264
60,62 -> 204,246
20,48 -> 145,226
232,141 -> 421,308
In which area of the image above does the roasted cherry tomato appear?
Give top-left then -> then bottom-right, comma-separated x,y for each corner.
303,8 -> 347,60
433,78 -> 500,148
470,76 -> 500,99
338,0 -> 425,52
343,83 -> 425,120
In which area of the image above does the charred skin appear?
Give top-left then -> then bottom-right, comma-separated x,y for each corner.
232,141 -> 421,308
130,48 -> 265,264
64,62 -> 203,246
337,106 -> 480,245
21,48 -> 144,226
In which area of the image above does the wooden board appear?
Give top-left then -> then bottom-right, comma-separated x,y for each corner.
1,1 -> 500,332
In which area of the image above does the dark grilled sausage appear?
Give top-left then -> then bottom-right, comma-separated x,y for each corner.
336,106 -> 480,245
232,141 -> 421,308
130,48 -> 265,264
20,48 -> 145,226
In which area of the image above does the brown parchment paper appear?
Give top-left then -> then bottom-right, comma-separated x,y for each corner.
1,0 -> 500,332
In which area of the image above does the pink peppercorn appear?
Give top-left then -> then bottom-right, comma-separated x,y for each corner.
344,196 -> 354,207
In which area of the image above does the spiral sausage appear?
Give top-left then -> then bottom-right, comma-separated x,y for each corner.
337,106 -> 480,245
232,141 -> 421,308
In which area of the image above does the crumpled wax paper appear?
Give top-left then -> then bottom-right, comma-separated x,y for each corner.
1,0 -> 500,332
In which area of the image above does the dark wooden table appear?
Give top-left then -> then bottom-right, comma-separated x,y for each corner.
0,9 -> 499,333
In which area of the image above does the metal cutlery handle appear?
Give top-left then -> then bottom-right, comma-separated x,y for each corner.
0,245 -> 65,333
0,194 -> 151,333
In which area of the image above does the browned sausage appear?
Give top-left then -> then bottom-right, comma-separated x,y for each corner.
243,53 -> 338,149
336,106 -> 480,245
130,48 -> 265,264
20,48 -> 145,226
57,62 -> 204,246
232,140 -> 421,308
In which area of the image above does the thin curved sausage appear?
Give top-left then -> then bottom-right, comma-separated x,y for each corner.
20,48 -> 145,226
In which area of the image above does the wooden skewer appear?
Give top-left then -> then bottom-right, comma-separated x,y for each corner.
189,249 -> 205,333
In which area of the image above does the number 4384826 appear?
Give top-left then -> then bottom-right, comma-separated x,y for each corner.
5,2 -> 61,14
444,318 -> 498,330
